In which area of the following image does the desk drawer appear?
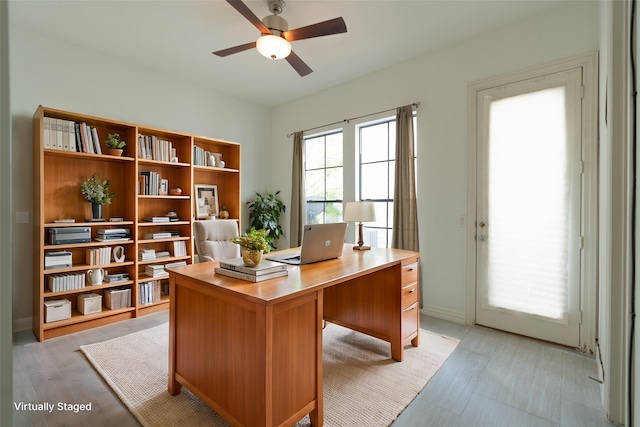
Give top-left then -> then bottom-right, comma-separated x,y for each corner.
402,262 -> 418,286
402,283 -> 419,308
402,302 -> 419,340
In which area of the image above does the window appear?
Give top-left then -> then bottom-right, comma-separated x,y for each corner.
357,115 -> 416,248
305,131 -> 343,224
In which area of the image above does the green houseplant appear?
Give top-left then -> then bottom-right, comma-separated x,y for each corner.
247,191 -> 286,251
230,227 -> 270,266
80,173 -> 115,219
105,133 -> 126,156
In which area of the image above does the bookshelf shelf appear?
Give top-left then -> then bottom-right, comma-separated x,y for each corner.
33,105 -> 241,341
42,306 -> 137,330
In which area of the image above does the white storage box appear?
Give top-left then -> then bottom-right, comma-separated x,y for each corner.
44,299 -> 71,323
77,293 -> 103,315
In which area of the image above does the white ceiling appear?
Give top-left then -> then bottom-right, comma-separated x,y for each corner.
10,0 -> 574,107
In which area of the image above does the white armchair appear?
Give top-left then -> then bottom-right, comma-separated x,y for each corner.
193,220 -> 240,263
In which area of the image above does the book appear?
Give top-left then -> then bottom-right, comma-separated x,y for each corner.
214,267 -> 288,282
91,127 -> 102,154
144,232 -> 172,239
66,120 -> 76,152
219,258 -> 288,276
97,228 -> 130,235
142,216 -> 170,223
43,117 -> 51,149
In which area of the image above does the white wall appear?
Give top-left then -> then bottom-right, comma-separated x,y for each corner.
1,1 -> 13,425
269,1 -> 600,323
9,23 -> 272,327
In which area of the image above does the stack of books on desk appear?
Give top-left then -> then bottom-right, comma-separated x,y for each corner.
214,258 -> 288,283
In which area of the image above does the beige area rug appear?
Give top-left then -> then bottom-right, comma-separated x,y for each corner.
80,323 -> 459,427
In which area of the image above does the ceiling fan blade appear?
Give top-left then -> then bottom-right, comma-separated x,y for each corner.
286,51 -> 313,77
213,41 -> 257,57
282,17 -> 347,42
226,0 -> 272,34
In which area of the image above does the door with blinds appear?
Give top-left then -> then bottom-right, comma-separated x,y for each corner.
475,67 -> 582,347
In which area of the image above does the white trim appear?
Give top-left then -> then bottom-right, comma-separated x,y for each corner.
466,52 -> 599,354
420,306 -> 466,325
600,0 -> 631,424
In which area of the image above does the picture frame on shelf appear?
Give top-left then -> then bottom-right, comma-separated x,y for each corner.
160,179 -> 169,196
194,184 -> 219,219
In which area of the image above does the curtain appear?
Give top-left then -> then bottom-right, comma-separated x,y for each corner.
392,105 -> 419,252
393,105 -> 420,306
290,131 -> 305,247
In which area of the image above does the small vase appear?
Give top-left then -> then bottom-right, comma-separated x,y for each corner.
107,148 -> 123,156
212,153 -> 225,168
242,248 -> 263,267
92,203 -> 103,220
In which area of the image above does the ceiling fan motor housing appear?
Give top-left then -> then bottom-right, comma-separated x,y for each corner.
262,14 -> 288,36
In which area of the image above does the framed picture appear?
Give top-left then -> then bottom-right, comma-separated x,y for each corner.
159,179 -> 169,196
194,184 -> 219,219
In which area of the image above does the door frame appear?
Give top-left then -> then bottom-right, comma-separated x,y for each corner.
466,52 -> 599,354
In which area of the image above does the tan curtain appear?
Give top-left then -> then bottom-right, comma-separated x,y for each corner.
290,131 -> 305,247
392,105 -> 419,252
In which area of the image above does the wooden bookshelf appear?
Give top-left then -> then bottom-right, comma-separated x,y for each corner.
33,106 -> 241,341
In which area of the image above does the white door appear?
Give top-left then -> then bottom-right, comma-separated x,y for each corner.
475,68 -> 583,347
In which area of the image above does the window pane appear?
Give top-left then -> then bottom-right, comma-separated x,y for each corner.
361,163 -> 389,200
360,123 -> 389,163
326,133 -> 343,168
306,201 -> 324,224
305,169 -> 325,198
388,121 -> 396,160
325,202 -> 343,223
326,167 -> 343,201
304,130 -> 344,225
305,137 -> 325,170
369,202 -> 390,229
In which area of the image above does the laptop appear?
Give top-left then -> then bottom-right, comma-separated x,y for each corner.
266,222 -> 347,265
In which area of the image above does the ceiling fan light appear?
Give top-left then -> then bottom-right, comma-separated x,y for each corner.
256,34 -> 291,60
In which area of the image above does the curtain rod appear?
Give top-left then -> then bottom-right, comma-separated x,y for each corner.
286,102 -> 420,138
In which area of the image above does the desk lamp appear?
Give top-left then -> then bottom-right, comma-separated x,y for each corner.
344,202 -> 376,250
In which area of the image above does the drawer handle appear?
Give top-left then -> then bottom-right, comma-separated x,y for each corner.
406,268 -> 414,272
409,289 -> 415,293
404,304 -> 417,312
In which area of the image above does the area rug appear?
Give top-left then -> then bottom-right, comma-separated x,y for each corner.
80,323 -> 459,427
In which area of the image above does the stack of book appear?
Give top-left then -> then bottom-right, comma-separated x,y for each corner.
96,228 -> 130,242
214,258 -> 288,283
142,216 -> 171,223
144,231 -> 173,239
139,249 -> 156,261
145,264 -> 167,278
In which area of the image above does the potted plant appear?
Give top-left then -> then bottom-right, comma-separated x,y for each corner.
247,191 -> 286,251
80,173 -> 116,219
230,227 -> 270,267
105,133 -> 126,156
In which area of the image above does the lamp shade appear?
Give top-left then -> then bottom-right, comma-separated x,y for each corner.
256,35 -> 291,60
344,202 -> 376,223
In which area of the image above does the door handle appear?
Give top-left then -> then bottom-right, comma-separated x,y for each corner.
478,235 -> 486,242
479,221 -> 486,228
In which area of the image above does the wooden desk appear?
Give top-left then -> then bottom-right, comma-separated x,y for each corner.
168,245 -> 420,427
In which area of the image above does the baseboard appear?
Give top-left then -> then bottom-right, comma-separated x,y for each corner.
13,316 -> 31,333
421,305 -> 466,324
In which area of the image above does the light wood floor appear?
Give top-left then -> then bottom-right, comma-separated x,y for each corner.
13,312 -> 618,427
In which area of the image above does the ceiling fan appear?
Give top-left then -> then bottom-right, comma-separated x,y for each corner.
213,0 -> 347,77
